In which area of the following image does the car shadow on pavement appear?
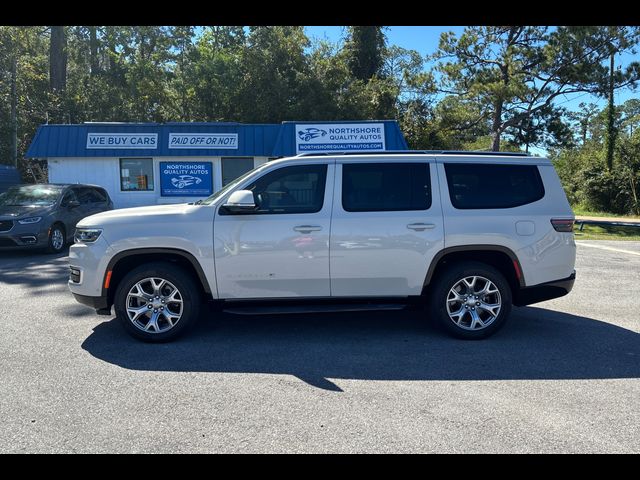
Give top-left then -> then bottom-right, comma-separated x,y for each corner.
0,250 -> 69,292
81,306 -> 640,391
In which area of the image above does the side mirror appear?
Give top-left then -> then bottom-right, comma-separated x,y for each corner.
222,190 -> 256,213
67,200 -> 80,208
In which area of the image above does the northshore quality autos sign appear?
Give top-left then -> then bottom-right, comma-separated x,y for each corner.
160,162 -> 213,197
295,123 -> 386,153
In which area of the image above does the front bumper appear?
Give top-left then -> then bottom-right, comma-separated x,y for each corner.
68,235 -> 112,314
72,293 -> 111,315
513,271 -> 576,306
0,229 -> 49,249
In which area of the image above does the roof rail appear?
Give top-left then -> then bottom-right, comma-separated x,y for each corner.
295,150 -> 530,157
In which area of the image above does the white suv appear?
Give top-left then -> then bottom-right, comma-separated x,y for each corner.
69,152 -> 576,342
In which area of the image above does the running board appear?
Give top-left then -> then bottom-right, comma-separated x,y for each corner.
222,303 -> 408,316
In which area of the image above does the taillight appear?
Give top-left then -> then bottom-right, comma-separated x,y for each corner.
551,218 -> 574,232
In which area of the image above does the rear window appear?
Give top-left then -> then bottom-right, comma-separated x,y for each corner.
444,163 -> 544,209
93,188 -> 109,203
342,163 -> 432,212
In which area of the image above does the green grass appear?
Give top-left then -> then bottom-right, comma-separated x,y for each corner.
572,204 -> 640,220
574,223 -> 640,241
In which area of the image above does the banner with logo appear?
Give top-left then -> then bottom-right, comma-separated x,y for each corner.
295,123 -> 386,153
160,162 -> 213,197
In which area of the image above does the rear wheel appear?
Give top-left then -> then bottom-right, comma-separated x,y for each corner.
114,262 -> 201,342
429,261 -> 512,339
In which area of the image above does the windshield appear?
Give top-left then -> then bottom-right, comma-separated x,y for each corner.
0,185 -> 63,207
198,163 -> 271,206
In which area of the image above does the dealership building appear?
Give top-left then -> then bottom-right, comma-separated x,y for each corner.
26,120 -> 408,209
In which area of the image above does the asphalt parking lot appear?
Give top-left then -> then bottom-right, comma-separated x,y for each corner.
0,241 -> 638,453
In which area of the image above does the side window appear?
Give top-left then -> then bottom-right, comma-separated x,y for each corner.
60,189 -> 78,207
342,163 -> 432,212
444,163 -> 545,209
76,187 -> 95,205
228,164 -> 327,215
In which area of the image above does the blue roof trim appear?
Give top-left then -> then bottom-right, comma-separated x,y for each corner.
26,121 -> 408,158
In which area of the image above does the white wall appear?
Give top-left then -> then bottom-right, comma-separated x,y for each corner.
48,156 -> 269,209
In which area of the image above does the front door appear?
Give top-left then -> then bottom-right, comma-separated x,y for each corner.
214,161 -> 334,299
330,159 -> 445,296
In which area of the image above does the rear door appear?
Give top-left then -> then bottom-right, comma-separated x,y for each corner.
59,188 -> 85,239
330,157 -> 444,296
438,158 -> 572,286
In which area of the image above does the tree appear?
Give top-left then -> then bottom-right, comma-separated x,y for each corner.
434,26 -> 640,151
171,26 -> 196,121
0,26 -> 49,173
49,26 -> 67,93
566,102 -> 599,146
507,105 -> 574,153
343,26 -> 386,81
617,132 -> 640,214
620,98 -> 640,136
233,26 -> 318,123
184,26 -> 245,121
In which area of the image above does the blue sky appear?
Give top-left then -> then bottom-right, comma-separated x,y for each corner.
305,26 -> 638,113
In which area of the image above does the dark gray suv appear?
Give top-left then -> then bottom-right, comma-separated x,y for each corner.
0,184 -> 113,253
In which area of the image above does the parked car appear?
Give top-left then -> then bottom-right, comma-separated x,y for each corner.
0,183 -> 113,253
68,151 -> 576,342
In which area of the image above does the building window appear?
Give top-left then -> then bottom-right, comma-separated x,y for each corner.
120,158 -> 154,191
222,157 -> 254,186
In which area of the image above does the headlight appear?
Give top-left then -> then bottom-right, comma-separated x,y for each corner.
18,216 -> 42,225
74,228 -> 103,243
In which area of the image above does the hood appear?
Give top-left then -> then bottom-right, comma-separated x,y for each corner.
77,203 -> 200,227
0,204 -> 53,219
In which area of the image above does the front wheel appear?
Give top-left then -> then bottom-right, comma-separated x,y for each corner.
429,261 -> 512,339
114,262 -> 201,342
46,224 -> 66,254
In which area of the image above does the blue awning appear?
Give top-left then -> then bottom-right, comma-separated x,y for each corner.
26,120 -> 408,158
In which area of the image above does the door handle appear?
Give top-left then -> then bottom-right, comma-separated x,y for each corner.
293,225 -> 322,233
407,223 -> 436,231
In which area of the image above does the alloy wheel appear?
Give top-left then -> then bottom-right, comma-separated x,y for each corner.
445,275 -> 502,331
125,277 -> 184,333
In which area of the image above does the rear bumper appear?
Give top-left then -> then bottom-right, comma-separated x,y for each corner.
513,271 -> 575,306
72,293 -> 111,315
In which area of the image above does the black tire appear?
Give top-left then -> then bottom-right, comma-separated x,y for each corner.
46,223 -> 66,254
429,261 -> 512,340
114,262 -> 202,342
